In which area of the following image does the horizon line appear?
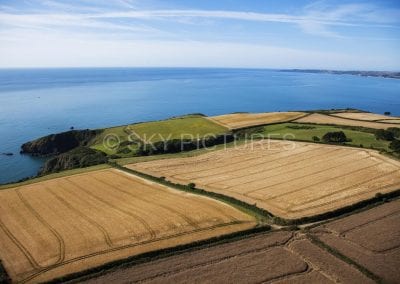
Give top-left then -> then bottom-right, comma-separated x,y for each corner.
0,66 -> 399,72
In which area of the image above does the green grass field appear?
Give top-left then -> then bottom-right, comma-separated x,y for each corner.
262,123 -> 390,150
90,116 -> 229,155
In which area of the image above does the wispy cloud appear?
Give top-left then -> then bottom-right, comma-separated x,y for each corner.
1,2 -> 399,39
0,1 -> 399,69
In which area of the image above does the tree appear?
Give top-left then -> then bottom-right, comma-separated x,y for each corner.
387,127 -> 400,139
389,139 -> 400,153
188,182 -> 196,189
312,136 -> 320,142
384,111 -> 391,116
322,131 -> 347,143
375,129 -> 394,141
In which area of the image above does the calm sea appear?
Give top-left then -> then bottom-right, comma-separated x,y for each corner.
1,68 -> 399,184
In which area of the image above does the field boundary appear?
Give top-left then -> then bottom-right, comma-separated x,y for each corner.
307,234 -> 382,283
326,112 -> 400,124
110,162 -> 274,223
226,112 -> 312,132
274,189 -> 400,225
44,226 -> 272,284
293,114 -> 400,130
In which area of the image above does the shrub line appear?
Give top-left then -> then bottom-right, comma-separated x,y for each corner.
110,162 -> 273,223
274,189 -> 400,225
307,234 -> 383,283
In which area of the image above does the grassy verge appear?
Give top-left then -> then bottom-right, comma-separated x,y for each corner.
0,164 -> 110,190
46,226 -> 272,284
307,234 -> 382,283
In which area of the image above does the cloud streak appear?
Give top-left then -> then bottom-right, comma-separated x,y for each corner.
1,3 -> 399,38
0,1 -> 399,69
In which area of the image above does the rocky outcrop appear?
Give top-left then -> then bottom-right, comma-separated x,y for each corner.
21,129 -> 100,156
39,147 -> 108,175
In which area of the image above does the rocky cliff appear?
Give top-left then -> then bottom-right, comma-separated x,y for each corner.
39,147 -> 108,175
21,129 -> 100,156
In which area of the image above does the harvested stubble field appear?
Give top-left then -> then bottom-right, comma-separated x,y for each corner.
128,140 -> 400,219
378,119 -> 400,124
85,230 -> 374,284
330,111 -> 399,121
208,112 -> 306,129
294,113 -> 400,129
0,169 -> 255,283
311,199 -> 400,283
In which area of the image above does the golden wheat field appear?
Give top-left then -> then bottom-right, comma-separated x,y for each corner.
0,169 -> 255,283
294,113 -> 399,129
128,140 -> 400,219
330,112 -> 399,121
208,112 -> 306,129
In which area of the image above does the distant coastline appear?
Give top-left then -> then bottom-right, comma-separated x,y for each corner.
280,69 -> 400,79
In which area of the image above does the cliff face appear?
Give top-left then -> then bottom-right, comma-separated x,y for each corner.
21,129 -> 100,156
39,147 -> 108,175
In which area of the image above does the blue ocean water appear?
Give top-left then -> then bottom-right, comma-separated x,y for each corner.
0,68 -> 399,184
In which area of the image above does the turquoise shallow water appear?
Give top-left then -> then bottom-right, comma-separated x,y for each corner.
0,68 -> 399,184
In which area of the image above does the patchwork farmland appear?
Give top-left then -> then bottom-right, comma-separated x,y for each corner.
208,112 -> 306,129
85,231 -> 374,284
330,111 -> 399,121
294,113 -> 400,129
85,199 -> 400,284
0,169 -> 255,283
128,140 -> 400,219
311,199 -> 400,283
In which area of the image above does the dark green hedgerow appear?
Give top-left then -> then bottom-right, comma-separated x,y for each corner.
0,260 -> 11,284
307,234 -> 382,283
45,226 -> 271,284
111,162 -> 274,222
274,189 -> 400,226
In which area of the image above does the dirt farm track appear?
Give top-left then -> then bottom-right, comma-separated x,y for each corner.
0,169 -> 255,283
129,140 -> 400,219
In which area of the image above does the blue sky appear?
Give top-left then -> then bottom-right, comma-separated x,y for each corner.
0,0 -> 399,69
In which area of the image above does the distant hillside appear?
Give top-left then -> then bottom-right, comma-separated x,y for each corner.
281,69 -> 400,79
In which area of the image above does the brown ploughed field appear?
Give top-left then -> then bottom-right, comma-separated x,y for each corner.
0,169 -> 255,283
330,112 -> 399,121
311,199 -> 400,283
128,140 -> 400,219
294,113 -> 400,129
85,230 -> 373,284
208,112 -> 306,129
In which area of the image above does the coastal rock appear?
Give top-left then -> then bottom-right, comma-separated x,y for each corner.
21,129 -> 100,156
39,147 -> 108,175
